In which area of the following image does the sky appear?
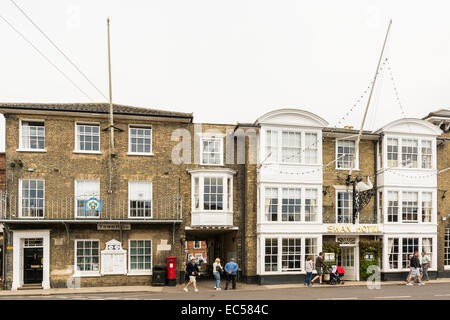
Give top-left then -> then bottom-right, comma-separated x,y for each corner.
1,0 -> 450,152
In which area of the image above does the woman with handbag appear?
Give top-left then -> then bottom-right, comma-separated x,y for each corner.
213,258 -> 223,290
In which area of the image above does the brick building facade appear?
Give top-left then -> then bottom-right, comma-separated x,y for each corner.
0,103 -> 448,290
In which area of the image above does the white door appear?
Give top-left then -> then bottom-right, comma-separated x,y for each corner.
341,246 -> 357,280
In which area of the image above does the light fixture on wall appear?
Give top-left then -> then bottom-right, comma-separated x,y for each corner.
322,186 -> 330,196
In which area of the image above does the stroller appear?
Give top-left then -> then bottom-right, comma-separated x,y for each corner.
323,265 -> 345,285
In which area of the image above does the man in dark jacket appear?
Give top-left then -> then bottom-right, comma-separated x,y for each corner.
184,257 -> 200,292
311,252 -> 327,285
406,251 -> 424,286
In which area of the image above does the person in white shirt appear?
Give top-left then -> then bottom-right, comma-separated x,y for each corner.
304,255 -> 314,287
213,258 -> 223,290
421,252 -> 431,281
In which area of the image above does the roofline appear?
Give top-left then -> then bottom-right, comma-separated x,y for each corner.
0,105 -> 193,122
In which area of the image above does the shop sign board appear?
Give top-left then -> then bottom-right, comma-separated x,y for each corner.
325,224 -> 382,234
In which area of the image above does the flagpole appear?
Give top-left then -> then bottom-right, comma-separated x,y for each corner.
107,17 -> 115,194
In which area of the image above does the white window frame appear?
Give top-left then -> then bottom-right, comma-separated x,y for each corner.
261,184 -> 321,223
381,188 -> 435,224
190,171 -> 234,213
18,179 -> 45,219
200,137 -> 224,166
382,135 -> 436,170
17,119 -> 46,152
335,139 -> 359,170
73,239 -> 101,277
74,180 -> 101,219
73,122 -> 101,154
261,127 -> 322,165
260,235 -> 322,275
335,190 -> 353,224
127,239 -> 152,276
384,235 -> 437,272
445,228 -> 450,270
128,181 -> 153,219
127,124 -> 153,156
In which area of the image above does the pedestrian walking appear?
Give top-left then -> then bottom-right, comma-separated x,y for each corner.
304,255 -> 314,287
421,251 -> 431,281
184,257 -> 200,292
224,258 -> 238,290
406,251 -> 424,286
311,252 -> 327,285
406,254 -> 413,283
213,258 -> 223,290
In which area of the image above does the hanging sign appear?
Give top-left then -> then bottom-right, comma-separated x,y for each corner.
84,197 -> 103,211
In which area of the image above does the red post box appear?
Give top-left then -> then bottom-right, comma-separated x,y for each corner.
166,256 -> 177,286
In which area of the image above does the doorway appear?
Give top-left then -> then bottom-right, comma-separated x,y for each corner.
23,238 -> 44,285
340,246 -> 356,280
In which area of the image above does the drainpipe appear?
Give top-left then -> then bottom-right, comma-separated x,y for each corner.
241,166 -> 246,282
3,224 -> 9,290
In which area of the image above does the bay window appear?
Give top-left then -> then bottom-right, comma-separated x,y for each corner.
189,170 -> 234,213
384,190 -> 434,224
282,238 -> 301,271
264,238 -> 278,272
263,186 -> 320,222
384,137 -> 435,169
263,129 -> 320,165
421,140 -> 432,169
421,192 -> 432,223
402,238 -> 419,269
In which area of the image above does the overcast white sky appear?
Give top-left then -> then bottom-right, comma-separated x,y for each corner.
1,0 -> 450,152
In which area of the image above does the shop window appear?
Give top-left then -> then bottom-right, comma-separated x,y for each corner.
193,241 -> 201,249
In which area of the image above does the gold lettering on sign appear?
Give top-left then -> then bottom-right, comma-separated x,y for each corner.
326,225 -> 382,233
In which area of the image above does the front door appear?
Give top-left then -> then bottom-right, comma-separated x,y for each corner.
23,248 -> 43,284
341,246 -> 356,281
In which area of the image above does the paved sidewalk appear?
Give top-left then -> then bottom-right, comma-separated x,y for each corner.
1,278 -> 449,297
